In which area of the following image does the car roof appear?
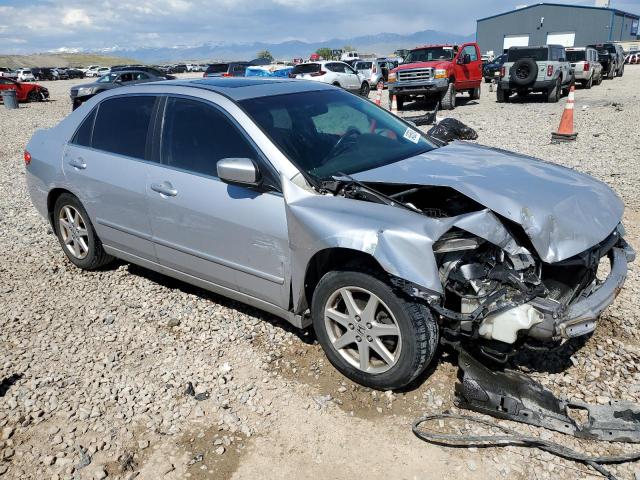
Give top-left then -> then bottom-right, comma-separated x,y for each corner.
140,77 -> 334,101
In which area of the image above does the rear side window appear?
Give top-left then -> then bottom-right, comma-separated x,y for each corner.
161,97 -> 256,177
292,63 -> 321,74
72,108 -> 97,147
206,64 -> 229,74
92,96 -> 156,159
566,50 -> 585,62
508,48 -> 548,62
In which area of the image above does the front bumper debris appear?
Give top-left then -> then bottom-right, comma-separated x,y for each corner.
455,349 -> 640,442
529,244 -> 633,341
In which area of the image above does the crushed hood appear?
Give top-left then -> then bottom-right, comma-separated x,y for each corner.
353,142 -> 623,263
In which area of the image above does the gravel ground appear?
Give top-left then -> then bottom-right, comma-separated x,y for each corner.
1,70 -> 639,480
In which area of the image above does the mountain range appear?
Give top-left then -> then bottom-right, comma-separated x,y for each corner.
95,29 -> 475,63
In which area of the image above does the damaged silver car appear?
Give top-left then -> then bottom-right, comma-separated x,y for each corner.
25,78 -> 634,390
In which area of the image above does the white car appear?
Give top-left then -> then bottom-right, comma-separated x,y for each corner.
0,67 -> 18,79
86,66 -> 110,77
16,69 -> 36,82
289,61 -> 370,96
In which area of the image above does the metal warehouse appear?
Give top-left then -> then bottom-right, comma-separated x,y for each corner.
476,2 -> 640,56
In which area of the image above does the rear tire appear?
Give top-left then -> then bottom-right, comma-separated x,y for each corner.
584,74 -> 593,89
618,65 -> 624,77
470,86 -> 481,100
496,88 -> 508,103
312,270 -> 439,390
53,193 -> 113,270
440,82 -> 456,110
546,78 -> 560,103
359,81 -> 370,97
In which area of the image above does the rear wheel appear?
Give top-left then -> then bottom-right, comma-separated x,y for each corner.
440,82 -> 456,110
583,74 -> 593,89
470,86 -> 481,100
496,88 -> 509,103
546,78 -> 560,103
53,194 -> 113,270
312,270 -> 438,390
618,65 -> 624,77
359,81 -> 370,97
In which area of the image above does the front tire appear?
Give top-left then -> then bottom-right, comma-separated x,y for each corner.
312,270 -> 439,390
359,81 -> 370,97
53,193 -> 113,270
440,82 -> 456,110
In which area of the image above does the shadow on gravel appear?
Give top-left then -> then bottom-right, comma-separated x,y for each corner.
123,263 -> 316,345
0,373 -> 23,397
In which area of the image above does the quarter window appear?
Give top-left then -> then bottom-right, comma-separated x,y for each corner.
92,96 -> 156,159
161,97 -> 257,177
71,108 -> 97,147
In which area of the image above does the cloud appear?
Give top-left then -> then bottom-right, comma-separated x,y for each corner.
62,9 -> 92,27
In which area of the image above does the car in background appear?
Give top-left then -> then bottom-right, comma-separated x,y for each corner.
65,68 -> 85,79
30,67 -> 59,81
86,66 -> 110,78
566,47 -> 602,89
172,64 -> 188,73
289,61 -> 370,96
186,64 -> 205,72
589,43 -> 625,79
497,45 -> 573,103
625,53 -> 639,65
81,65 -> 101,74
340,51 -> 360,62
111,65 -> 175,79
16,69 -> 36,82
354,58 -> 398,88
0,77 -> 48,102
483,53 -> 507,83
0,67 -> 18,79
55,68 -> 70,80
203,62 -> 250,78
70,70 -> 161,110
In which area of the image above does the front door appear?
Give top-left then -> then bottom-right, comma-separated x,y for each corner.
62,95 -> 158,260
455,44 -> 482,89
146,96 -> 290,309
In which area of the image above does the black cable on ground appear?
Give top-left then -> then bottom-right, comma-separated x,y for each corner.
412,413 -> 640,480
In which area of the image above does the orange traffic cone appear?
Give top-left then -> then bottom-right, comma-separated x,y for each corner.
390,95 -> 398,115
551,85 -> 577,142
374,81 -> 383,106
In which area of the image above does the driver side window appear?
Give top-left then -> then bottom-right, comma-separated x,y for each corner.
462,45 -> 478,61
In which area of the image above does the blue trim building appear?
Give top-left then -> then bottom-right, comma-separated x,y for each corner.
476,3 -> 640,55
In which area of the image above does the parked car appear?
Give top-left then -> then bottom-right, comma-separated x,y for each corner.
65,68 -> 85,79
589,43 -> 625,79
354,58 -> 398,88
203,62 -> 250,78
85,66 -> 110,78
340,51 -> 360,62
625,53 -> 639,65
31,67 -> 59,81
497,45 -> 574,103
388,43 -> 483,110
55,68 -> 70,80
483,53 -> 507,83
25,78 -> 634,390
70,70 -> 162,110
172,64 -> 188,73
0,77 -> 48,102
0,67 -> 18,79
566,47 -> 603,89
111,65 -> 175,80
16,69 -> 36,82
81,65 -> 101,74
289,61 -> 370,96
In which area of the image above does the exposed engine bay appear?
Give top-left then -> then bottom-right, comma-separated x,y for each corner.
321,177 -> 633,360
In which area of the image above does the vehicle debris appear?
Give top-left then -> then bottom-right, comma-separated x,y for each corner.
425,118 -> 478,144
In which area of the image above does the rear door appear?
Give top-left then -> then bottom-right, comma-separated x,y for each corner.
63,95 -> 158,260
145,96 -> 290,308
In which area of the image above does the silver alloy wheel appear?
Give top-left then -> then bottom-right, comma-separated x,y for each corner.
324,286 -> 402,374
58,205 -> 89,260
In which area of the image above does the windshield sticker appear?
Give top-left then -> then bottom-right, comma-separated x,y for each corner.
403,128 -> 421,144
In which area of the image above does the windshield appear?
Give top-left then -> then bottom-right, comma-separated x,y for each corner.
97,73 -> 117,83
240,89 -> 436,179
356,62 -> 372,70
566,50 -> 585,62
508,48 -> 548,62
404,47 -> 454,62
206,64 -> 229,73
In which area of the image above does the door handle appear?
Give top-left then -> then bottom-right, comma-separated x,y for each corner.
150,182 -> 178,197
68,157 -> 86,169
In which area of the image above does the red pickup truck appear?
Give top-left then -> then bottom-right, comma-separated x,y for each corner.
388,43 -> 483,110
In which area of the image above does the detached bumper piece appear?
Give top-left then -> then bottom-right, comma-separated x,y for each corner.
455,350 -> 640,442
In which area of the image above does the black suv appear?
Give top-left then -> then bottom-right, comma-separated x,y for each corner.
588,43 -> 625,79
203,62 -> 249,78
483,53 -> 507,83
31,67 -> 58,81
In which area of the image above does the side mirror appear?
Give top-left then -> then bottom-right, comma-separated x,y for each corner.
217,158 -> 261,187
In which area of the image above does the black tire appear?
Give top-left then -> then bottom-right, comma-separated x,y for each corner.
359,81 -> 370,97
583,74 -> 593,89
607,66 -> 615,80
496,88 -> 508,103
311,270 -> 439,390
396,95 -> 404,111
470,86 -> 481,100
53,193 -> 113,270
440,82 -> 456,110
618,65 -> 624,78
546,78 -> 560,103
510,58 -> 537,86
27,90 -> 39,102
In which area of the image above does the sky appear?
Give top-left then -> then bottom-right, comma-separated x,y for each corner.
1,0 -> 639,54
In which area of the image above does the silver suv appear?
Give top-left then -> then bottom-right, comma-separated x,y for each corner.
25,78 -> 633,390
566,47 -> 603,89
498,45 -> 574,103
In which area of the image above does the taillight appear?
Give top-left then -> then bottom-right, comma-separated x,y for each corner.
311,70 -> 326,77
500,66 -> 505,77
583,62 -> 590,71
222,73 -> 232,77
547,65 -> 554,76
24,150 -> 31,166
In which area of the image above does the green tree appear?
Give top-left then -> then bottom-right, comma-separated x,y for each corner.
257,50 -> 274,61
315,47 -> 333,60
